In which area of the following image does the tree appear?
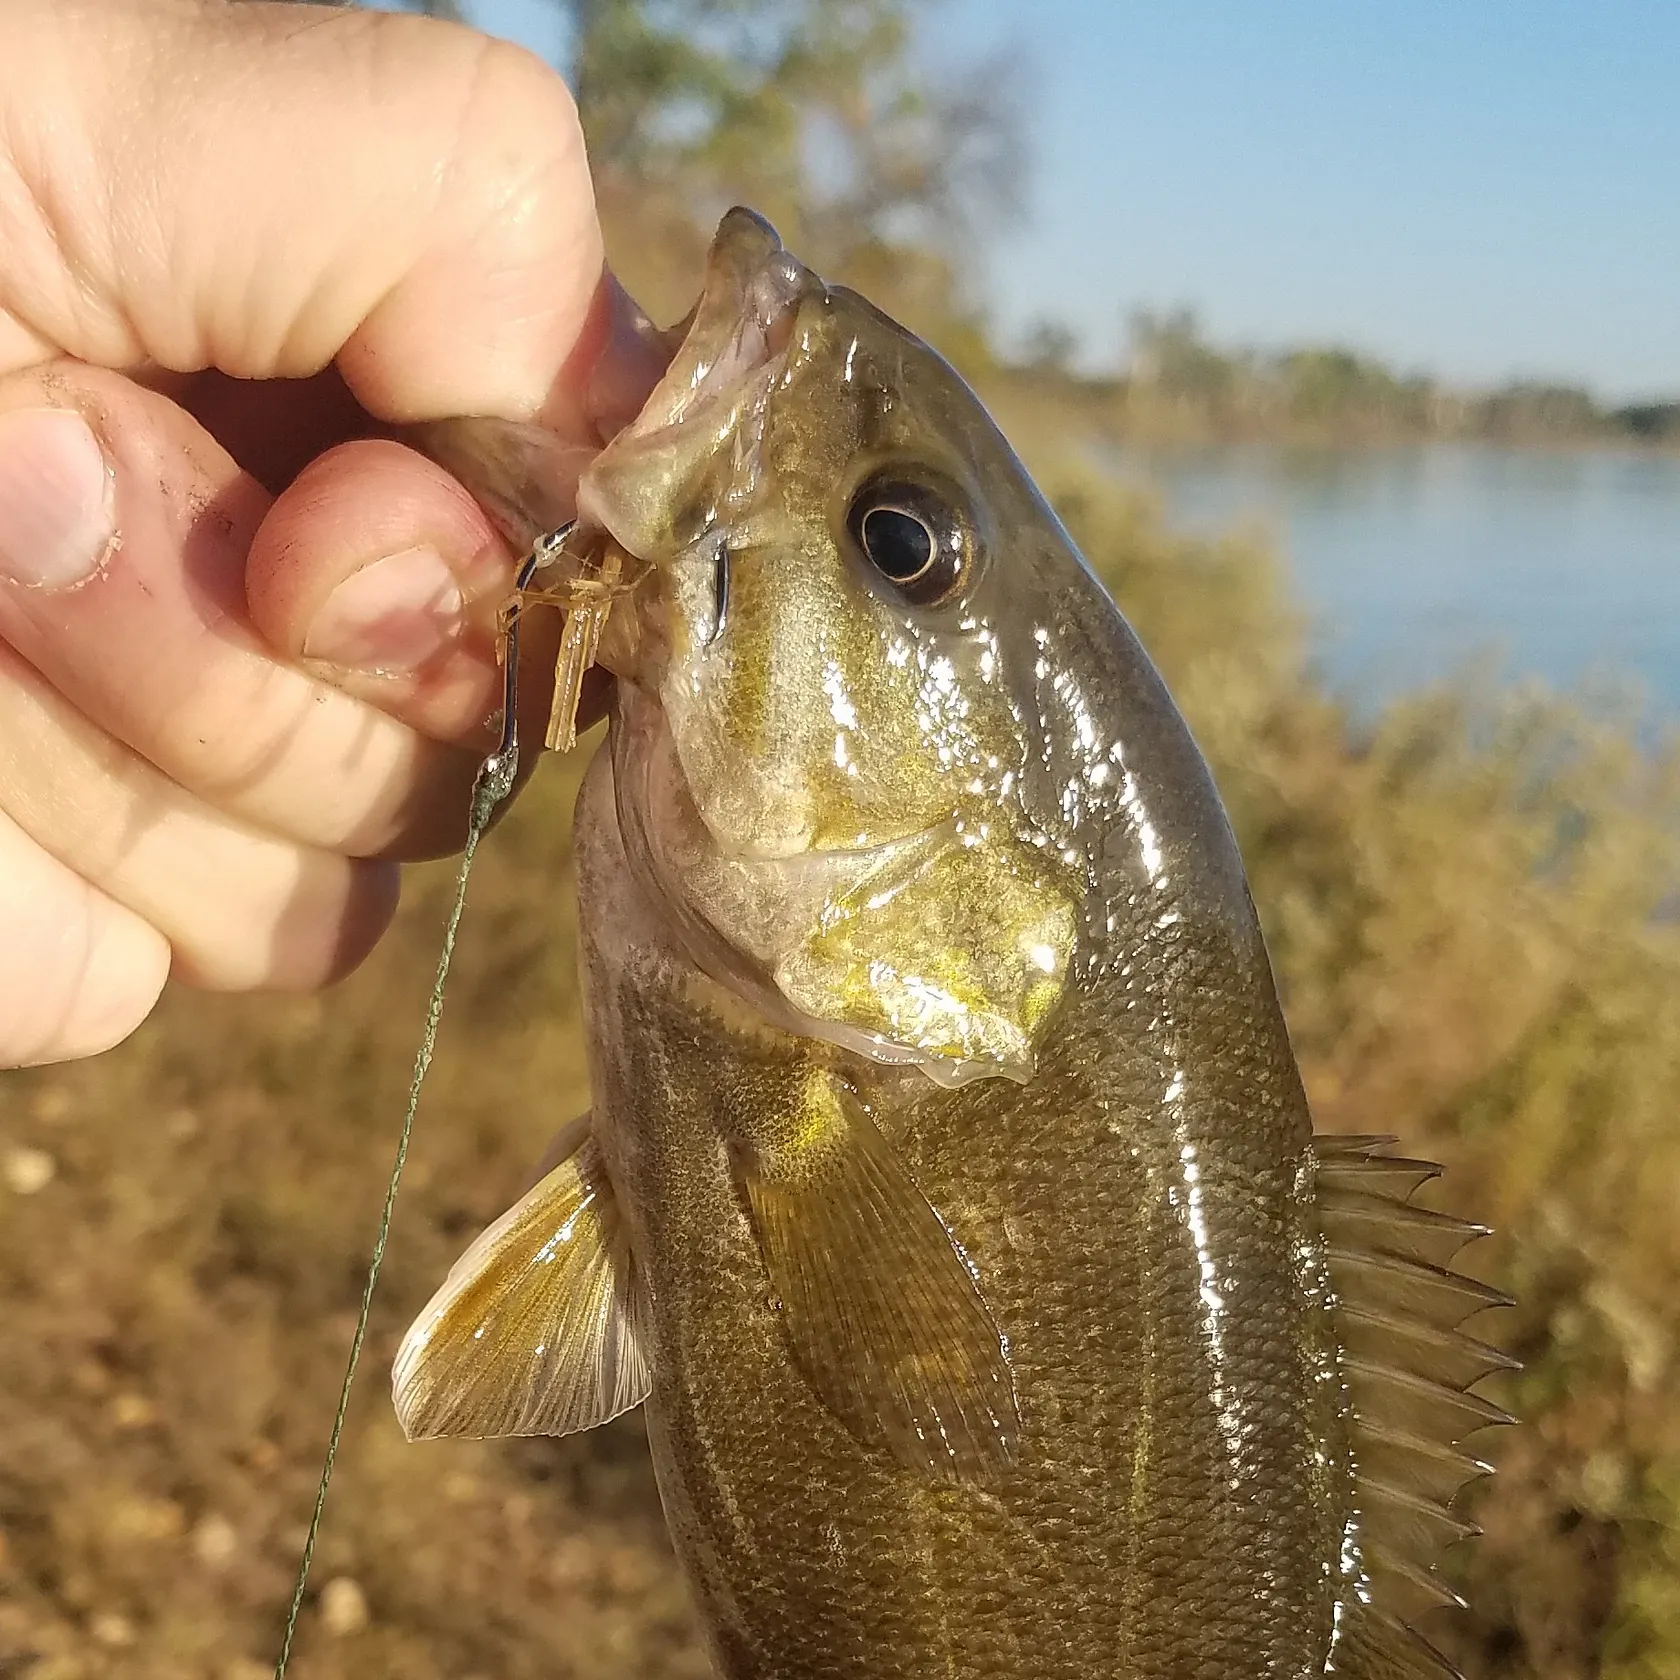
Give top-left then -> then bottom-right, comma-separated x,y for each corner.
1127,308 -> 1240,409
568,3 -> 1018,242
1022,318 -> 1080,374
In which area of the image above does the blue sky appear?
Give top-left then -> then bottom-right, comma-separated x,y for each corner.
472,0 -> 1680,399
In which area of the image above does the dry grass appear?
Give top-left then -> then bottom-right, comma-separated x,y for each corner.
3,473 -> 1678,1678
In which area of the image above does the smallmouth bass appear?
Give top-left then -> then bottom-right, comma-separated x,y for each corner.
400,210 -> 1510,1679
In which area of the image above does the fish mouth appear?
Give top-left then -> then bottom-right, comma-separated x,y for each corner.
407,210 -> 819,589
538,210 -> 824,782
573,208 -> 819,565
624,208 -> 812,435
571,210 -> 868,862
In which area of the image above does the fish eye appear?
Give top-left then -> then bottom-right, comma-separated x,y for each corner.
845,471 -> 974,607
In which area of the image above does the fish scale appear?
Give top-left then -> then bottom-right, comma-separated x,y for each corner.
397,208 -> 1512,1679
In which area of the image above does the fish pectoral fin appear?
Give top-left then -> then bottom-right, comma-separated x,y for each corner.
392,1119 -> 650,1442
739,1070 -> 1019,1481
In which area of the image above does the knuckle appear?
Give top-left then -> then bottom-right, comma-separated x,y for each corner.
446,35 -> 593,238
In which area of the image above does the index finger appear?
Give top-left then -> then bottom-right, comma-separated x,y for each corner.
0,0 -> 636,437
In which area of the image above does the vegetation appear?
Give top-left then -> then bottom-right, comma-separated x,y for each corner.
1108,308 -> 1680,448
567,0 -> 1020,382
2,3 -> 1677,1677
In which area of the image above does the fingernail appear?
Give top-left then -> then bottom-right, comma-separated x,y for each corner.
586,274 -> 670,442
303,546 -> 463,672
0,409 -> 117,589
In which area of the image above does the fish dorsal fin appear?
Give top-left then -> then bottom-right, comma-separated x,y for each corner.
1331,1608 -> 1463,1680
1317,1134 -> 1513,1680
739,1068 -> 1020,1479
393,1119 -> 650,1442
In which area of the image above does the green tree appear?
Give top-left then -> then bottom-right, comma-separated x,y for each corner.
1022,317 -> 1080,374
1127,307 -> 1245,412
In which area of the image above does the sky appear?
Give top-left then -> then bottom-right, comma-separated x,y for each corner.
471,0 -> 1680,400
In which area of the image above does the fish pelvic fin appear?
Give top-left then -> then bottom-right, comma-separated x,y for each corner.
392,1117 -> 650,1442
1316,1133 -> 1516,1677
739,1067 -> 1020,1480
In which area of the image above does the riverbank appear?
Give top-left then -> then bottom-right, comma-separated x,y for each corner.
976,359 -> 1680,454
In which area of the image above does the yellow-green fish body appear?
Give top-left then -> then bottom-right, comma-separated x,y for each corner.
399,211 -> 1509,1680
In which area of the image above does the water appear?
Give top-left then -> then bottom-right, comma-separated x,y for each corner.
1104,443 -> 1680,721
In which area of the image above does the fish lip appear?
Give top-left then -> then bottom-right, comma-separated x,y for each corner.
582,208 -> 818,473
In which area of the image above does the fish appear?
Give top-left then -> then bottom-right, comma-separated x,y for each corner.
396,208 -> 1512,1680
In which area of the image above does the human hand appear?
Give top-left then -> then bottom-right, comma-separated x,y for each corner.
0,0 -> 662,1069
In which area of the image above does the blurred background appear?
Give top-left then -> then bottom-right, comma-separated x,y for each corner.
2,2 -> 1678,1677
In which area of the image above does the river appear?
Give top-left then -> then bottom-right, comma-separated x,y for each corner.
1105,442 -> 1680,724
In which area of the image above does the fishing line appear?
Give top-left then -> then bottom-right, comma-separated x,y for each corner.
270,598 -> 535,1678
